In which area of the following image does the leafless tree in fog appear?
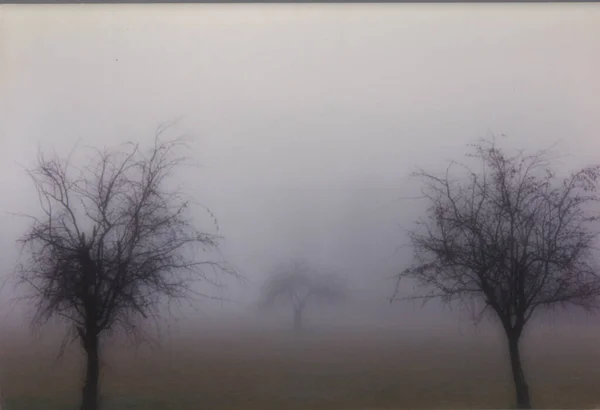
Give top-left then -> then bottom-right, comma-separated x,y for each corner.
16,132 -> 236,410
393,137 -> 600,409
261,258 -> 344,333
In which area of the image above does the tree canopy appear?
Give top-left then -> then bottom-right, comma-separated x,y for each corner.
17,134 -> 236,410
394,138 -> 600,408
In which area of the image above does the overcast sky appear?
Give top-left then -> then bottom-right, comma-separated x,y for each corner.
1,3 -> 599,329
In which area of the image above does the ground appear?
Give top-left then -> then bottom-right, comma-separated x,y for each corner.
1,323 -> 600,410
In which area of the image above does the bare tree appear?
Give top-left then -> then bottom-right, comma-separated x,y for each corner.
261,258 -> 343,333
393,137 -> 600,409
16,133 -> 235,410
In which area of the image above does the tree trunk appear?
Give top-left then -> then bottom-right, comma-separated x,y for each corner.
507,334 -> 531,409
293,307 -> 303,333
80,332 -> 100,410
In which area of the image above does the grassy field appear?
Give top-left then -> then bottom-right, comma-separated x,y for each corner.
1,323 -> 600,410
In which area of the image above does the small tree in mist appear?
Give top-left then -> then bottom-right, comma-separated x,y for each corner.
393,137 -> 600,409
16,132 -> 235,410
261,258 -> 343,333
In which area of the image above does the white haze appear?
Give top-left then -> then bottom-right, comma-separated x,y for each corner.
1,4 -> 600,338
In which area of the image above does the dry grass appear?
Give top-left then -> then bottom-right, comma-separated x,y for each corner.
2,324 -> 600,410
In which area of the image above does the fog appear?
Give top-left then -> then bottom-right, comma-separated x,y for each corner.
1,3 -> 600,342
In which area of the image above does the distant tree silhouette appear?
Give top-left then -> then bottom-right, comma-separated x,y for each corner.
16,131 -> 235,410
261,258 -> 343,333
393,137 -> 600,409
